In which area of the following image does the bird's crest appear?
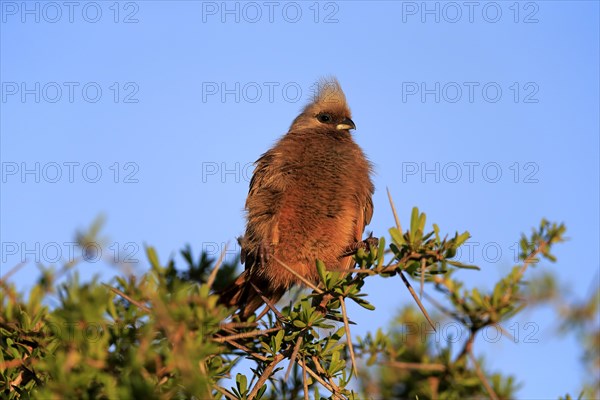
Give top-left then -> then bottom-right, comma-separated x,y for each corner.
303,77 -> 350,116
312,78 -> 346,105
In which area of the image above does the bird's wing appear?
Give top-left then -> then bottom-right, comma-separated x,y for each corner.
242,150 -> 283,269
354,191 -> 374,243
338,192 -> 374,271
364,193 -> 374,229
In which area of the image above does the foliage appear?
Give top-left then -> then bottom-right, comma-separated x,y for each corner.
1,207 -> 589,399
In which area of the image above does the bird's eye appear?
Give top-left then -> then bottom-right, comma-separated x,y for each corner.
317,113 -> 332,123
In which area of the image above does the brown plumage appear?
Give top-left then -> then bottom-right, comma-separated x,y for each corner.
217,78 -> 374,319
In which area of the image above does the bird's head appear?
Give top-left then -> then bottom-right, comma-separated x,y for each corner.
290,78 -> 356,133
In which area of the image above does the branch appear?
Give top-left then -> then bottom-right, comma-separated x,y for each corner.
247,354 -> 284,400
103,284 -> 151,313
383,360 -> 446,372
468,350 -> 498,400
399,272 -> 436,331
207,243 -> 228,290
387,188 -> 403,232
340,296 -> 358,377
213,326 -> 282,343
299,358 -> 345,400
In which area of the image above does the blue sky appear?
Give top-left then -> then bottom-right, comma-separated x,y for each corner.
1,1 -> 599,398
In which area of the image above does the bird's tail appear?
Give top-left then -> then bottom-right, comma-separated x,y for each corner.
216,270 -> 273,320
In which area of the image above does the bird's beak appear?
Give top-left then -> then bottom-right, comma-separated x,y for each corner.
336,118 -> 356,131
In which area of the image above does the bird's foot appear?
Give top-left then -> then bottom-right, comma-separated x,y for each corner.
258,241 -> 274,265
340,234 -> 379,257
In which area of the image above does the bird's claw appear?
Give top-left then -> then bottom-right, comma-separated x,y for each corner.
340,234 -> 379,257
259,242 -> 273,265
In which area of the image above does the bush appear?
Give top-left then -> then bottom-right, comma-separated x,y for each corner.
3,203 -> 592,400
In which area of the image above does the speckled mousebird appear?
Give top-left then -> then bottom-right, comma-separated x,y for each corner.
217,78 -> 374,319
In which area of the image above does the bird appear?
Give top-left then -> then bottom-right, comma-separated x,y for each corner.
217,78 -> 374,320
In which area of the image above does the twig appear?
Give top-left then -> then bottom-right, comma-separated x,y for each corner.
216,336 -> 268,362
420,258 -> 426,299
327,268 -> 376,274
339,296 -> 358,377
103,284 -> 151,313
247,354 -> 284,400
399,272 -> 436,331
457,330 -> 475,362
285,336 -> 303,380
213,326 -> 282,343
214,385 -> 238,400
422,291 -> 466,325
517,242 -> 545,278
497,323 -> 516,342
273,256 -> 323,294
428,376 -> 440,400
207,243 -> 228,290
468,350 -> 499,400
250,282 -> 286,321
298,358 -> 344,400
0,357 -> 35,369
219,321 -> 259,330
387,187 -> 403,232
302,355 -> 309,400
0,262 -> 26,284
500,242 -> 547,308
383,361 -> 445,372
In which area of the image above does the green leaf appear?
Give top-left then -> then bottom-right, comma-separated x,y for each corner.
447,260 -> 480,270
235,373 -> 248,395
316,259 -> 327,284
454,231 -> 471,247
418,212 -> 426,233
351,296 -> 376,311
389,227 -> 405,246
389,243 -> 401,257
293,320 -> 306,328
273,329 -> 284,353
145,246 -> 161,270
376,236 -> 386,268
433,223 -> 441,241
404,261 -> 420,274
410,207 -> 419,235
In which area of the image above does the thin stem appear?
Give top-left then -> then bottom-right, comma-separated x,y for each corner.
340,296 -> 358,377
399,272 -> 436,331
468,350 -> 498,400
213,326 -> 282,343
298,359 -> 344,400
302,355 -> 309,400
273,256 -> 323,294
285,336 -> 303,381
103,284 -> 151,313
383,361 -> 445,372
247,354 -> 284,400
207,243 -> 228,290
387,187 -> 403,232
